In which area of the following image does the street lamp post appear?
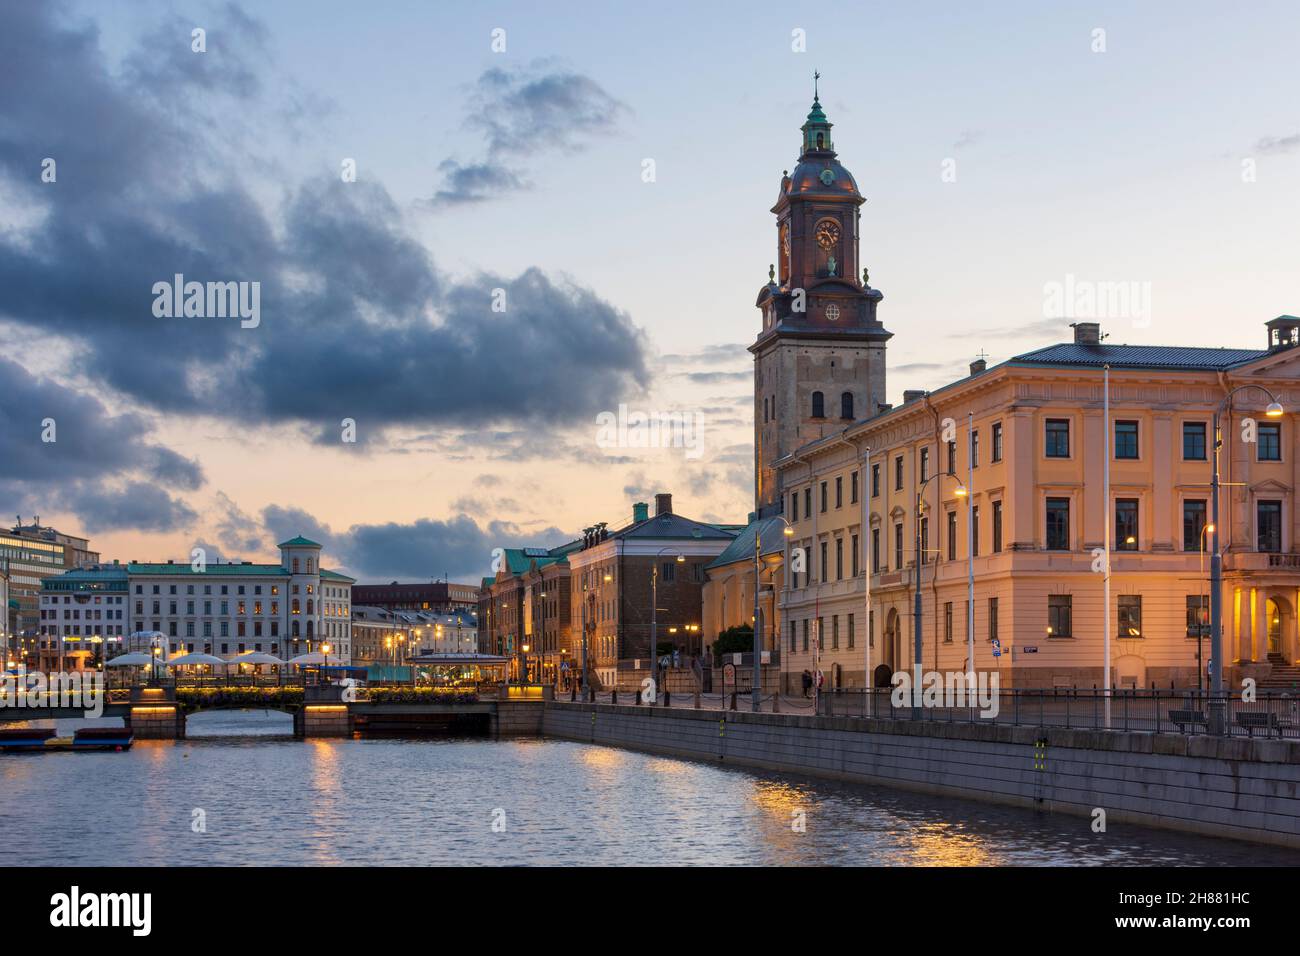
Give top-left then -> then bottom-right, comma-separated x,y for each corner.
912,471 -> 966,720
752,518 -> 794,712
1210,385 -> 1284,732
1198,522 -> 1215,694
651,550 -> 685,705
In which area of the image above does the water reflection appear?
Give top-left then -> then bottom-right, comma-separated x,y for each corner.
0,711 -> 1295,867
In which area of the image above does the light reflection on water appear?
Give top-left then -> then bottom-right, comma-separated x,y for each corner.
2,710 -> 1296,866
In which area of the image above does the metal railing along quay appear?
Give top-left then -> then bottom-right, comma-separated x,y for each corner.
815,687 -> 1300,739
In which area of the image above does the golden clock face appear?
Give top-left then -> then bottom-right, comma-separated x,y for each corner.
781,223 -> 790,258
815,220 -> 841,250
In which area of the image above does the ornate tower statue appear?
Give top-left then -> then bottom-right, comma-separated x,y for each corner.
752,78 -> 892,514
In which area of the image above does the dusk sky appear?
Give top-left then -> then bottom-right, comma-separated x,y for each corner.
3,0 -> 1298,583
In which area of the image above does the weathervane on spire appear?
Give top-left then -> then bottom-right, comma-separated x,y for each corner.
813,70 -> 821,102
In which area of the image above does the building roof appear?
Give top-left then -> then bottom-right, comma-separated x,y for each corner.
320,569 -> 356,583
1009,343 -> 1266,371
613,512 -> 736,541
277,535 -> 322,548
706,516 -> 789,570
128,562 -> 288,576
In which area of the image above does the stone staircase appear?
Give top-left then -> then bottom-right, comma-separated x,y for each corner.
1259,653 -> 1300,691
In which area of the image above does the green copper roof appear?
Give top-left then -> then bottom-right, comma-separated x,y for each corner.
278,536 -> 322,548
128,562 -> 288,576
320,569 -> 355,583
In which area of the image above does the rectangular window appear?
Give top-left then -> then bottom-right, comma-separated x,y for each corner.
1114,420 -> 1139,459
1119,595 -> 1143,638
992,422 -> 1003,462
1183,499 -> 1207,552
835,476 -> 843,509
835,537 -> 844,580
943,602 -> 953,643
872,528 -> 881,572
1185,595 -> 1208,638
920,448 -> 930,482
988,597 -> 999,642
1048,595 -> 1072,637
804,488 -> 812,518
1258,423 -> 1281,461
831,615 -> 839,650
1115,498 -> 1139,550
1182,422 -> 1207,461
1045,418 -> 1070,458
894,523 -> 904,569
791,492 -> 799,522
662,561 -> 675,582
971,506 -> 980,557
820,481 -> 828,513
894,456 -> 903,491
971,429 -> 980,468
946,440 -> 957,475
1045,497 -> 1070,550
992,500 -> 1003,553
789,621 -> 797,652
1258,500 -> 1283,552
851,533 -> 860,577
871,463 -> 881,498
820,541 -> 828,583
850,470 -> 859,504
802,619 -> 809,652
868,609 -> 875,648
947,511 -> 957,561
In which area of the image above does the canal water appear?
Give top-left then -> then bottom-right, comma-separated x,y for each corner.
2,711 -> 1296,866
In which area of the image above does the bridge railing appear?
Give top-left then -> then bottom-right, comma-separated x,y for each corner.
815,687 -> 1300,739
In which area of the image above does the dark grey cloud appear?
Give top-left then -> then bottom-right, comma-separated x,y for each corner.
470,63 -> 626,155
428,61 -> 626,205
660,344 -> 747,366
254,504 -> 566,582
211,491 -> 264,554
681,370 -> 749,384
429,160 -> 529,207
0,356 -> 203,529
61,482 -> 197,534
0,5 -> 649,445
1255,133 -> 1300,155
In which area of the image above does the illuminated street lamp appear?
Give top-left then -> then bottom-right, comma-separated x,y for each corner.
650,551 -> 685,703
752,518 -> 794,712
1209,387 -> 1284,731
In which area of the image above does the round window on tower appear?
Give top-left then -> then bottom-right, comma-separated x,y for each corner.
824,304 -> 840,322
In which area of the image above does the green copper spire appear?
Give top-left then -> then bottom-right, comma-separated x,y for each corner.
800,72 -> 834,155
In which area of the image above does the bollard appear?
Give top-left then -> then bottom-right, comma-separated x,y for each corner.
611,689 -> 617,705
729,691 -> 737,711
694,690 -> 700,710
663,690 -> 670,708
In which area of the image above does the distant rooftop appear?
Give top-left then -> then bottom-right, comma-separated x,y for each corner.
1010,342 -> 1266,371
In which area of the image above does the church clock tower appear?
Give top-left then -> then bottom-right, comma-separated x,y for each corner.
752,80 -> 891,514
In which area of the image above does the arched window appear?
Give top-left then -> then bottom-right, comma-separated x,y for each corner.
306,621 -> 314,638
816,132 -> 825,149
306,599 -> 314,615
292,598 -> 300,615
291,620 -> 300,637
811,391 -> 825,418
841,392 -> 854,420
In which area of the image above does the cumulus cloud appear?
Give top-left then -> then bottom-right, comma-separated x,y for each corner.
0,5 -> 649,448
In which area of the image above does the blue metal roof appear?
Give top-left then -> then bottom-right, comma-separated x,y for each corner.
1010,343 -> 1266,370
706,516 -> 789,570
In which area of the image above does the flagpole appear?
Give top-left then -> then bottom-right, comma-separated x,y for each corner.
967,411 -> 975,695
863,446 -> 872,699
1103,365 -> 1112,728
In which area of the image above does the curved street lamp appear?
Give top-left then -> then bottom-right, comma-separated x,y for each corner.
650,549 -> 685,703
1209,385 -> 1283,731
752,518 -> 794,712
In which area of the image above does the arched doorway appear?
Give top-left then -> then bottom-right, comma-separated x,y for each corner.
883,608 -> 900,673
873,664 -> 893,688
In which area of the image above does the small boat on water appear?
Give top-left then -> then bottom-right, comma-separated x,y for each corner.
0,727 -> 134,753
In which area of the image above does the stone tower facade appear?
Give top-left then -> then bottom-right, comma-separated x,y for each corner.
752,85 -> 891,515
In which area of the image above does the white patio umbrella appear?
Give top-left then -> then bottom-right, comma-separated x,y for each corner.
288,652 -> 329,666
105,652 -> 170,667
166,652 -> 228,667
228,651 -> 285,667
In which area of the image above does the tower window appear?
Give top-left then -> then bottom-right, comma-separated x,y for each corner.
840,392 -> 854,420
811,392 -> 825,418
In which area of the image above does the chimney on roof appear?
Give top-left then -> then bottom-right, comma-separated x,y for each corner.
655,493 -> 673,516
1071,321 -> 1101,345
632,502 -> 649,523
970,358 -> 987,375
902,389 -> 925,404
